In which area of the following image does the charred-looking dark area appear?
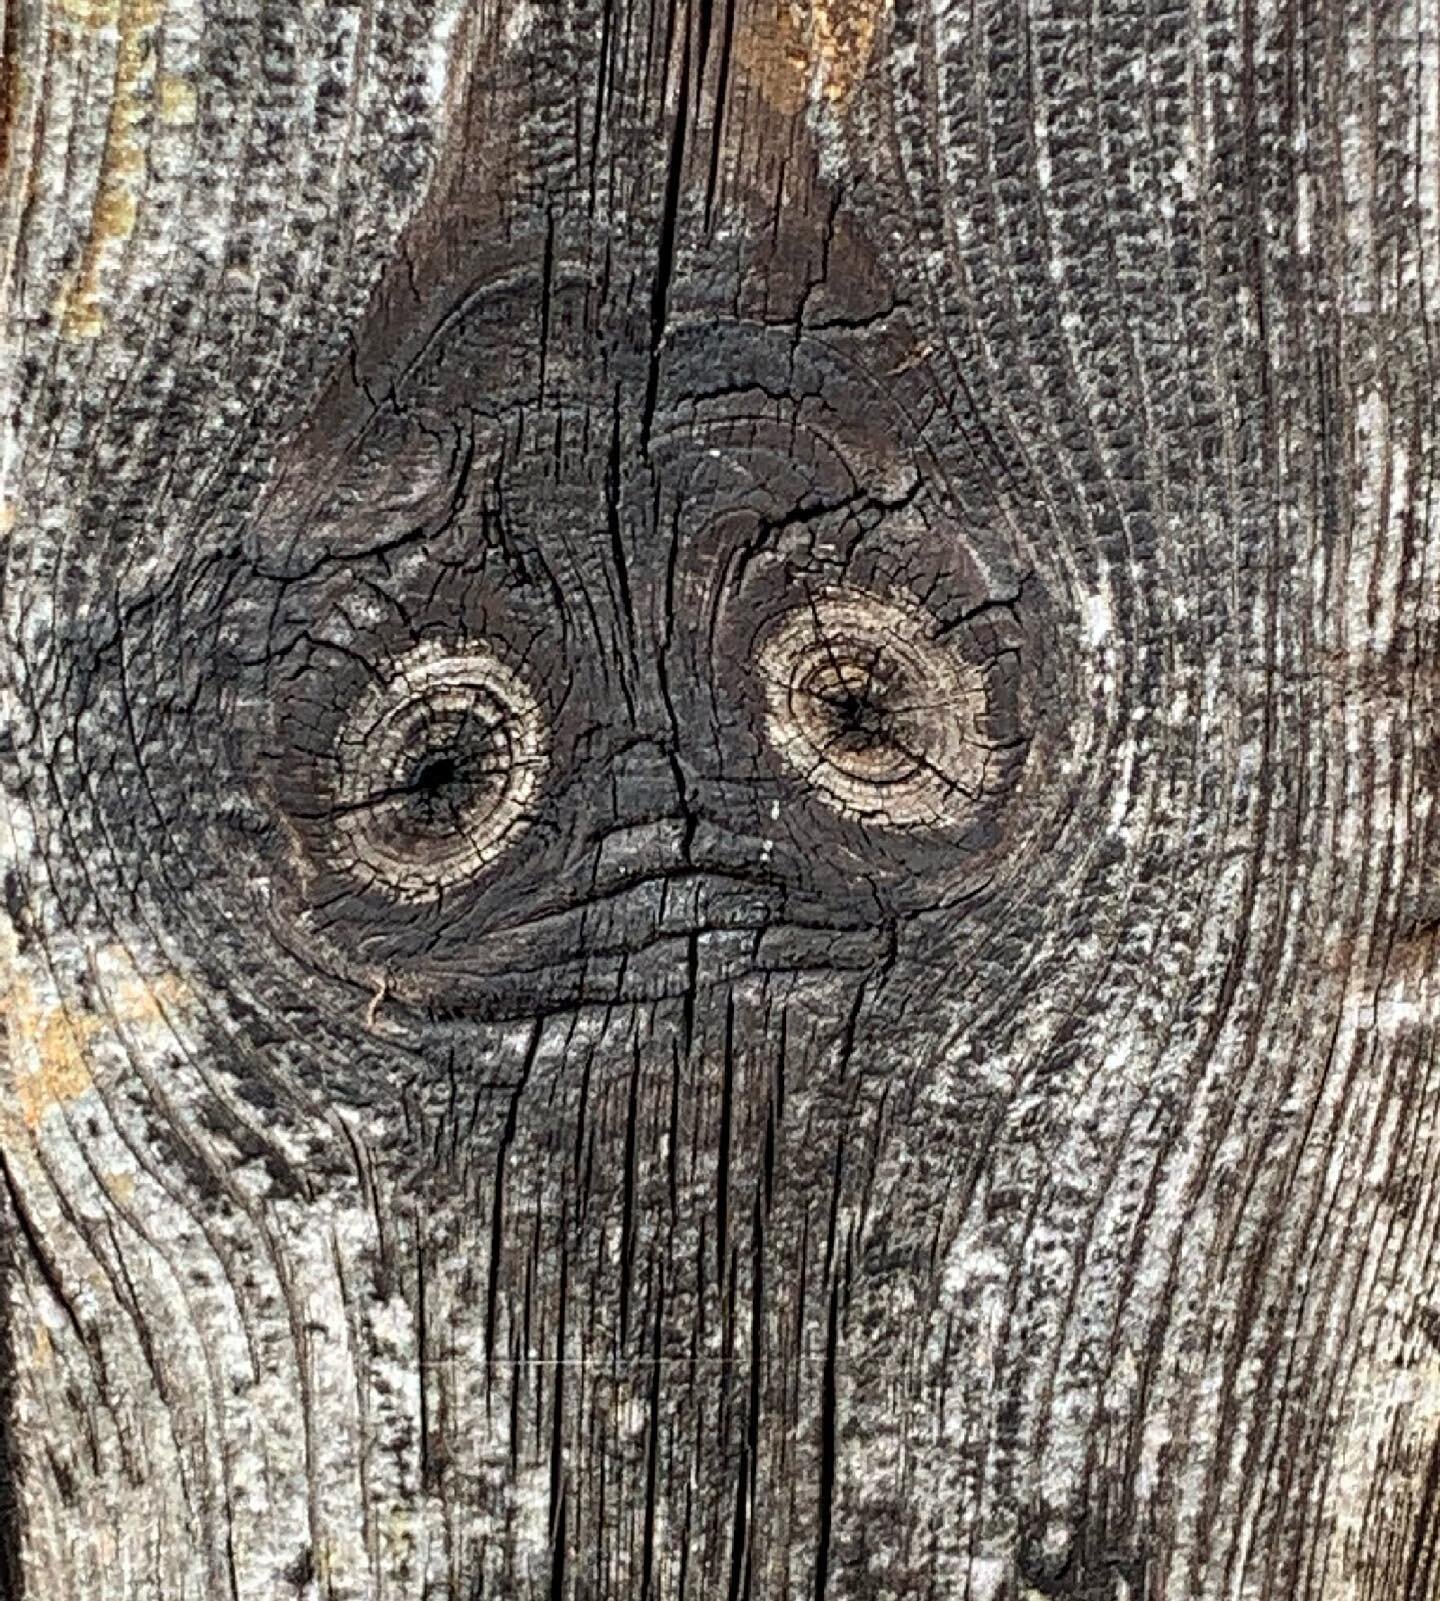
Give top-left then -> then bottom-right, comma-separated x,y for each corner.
2,0 -> 1437,1597
243,271 -> 1040,1019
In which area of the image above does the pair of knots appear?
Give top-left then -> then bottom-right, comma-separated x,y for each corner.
331,585 -> 989,898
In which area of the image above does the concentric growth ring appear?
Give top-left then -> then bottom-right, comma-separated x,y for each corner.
756,588 -> 988,827
331,641 -> 548,898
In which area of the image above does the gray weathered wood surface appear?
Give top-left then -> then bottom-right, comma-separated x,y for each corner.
2,0 -> 1438,1596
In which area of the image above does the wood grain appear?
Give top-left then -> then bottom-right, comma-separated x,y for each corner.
1,0 -> 1437,1597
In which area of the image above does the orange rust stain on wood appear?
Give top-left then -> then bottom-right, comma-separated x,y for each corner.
5,976 -> 100,1128
735,0 -> 885,114
810,0 -> 884,103
3,964 -> 188,1128
59,0 -> 163,339
735,0 -> 811,115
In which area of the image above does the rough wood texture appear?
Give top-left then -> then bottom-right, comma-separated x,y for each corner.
2,0 -> 1438,1596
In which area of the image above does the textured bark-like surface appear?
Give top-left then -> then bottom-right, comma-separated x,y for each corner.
2,0 -> 1438,1597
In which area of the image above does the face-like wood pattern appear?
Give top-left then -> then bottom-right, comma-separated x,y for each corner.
1,0 -> 1436,1597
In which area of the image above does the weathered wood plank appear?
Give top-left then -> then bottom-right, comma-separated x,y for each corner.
2,0 -> 1438,1597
